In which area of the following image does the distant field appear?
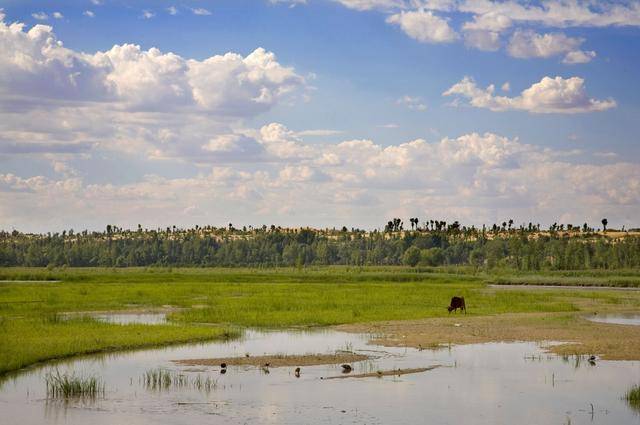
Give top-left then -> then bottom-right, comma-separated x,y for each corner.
1,266 -> 640,375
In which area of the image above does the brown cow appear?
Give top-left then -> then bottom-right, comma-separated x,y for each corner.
448,296 -> 466,314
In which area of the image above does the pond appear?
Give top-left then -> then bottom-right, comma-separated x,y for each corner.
586,313 -> 640,326
1,329 -> 639,424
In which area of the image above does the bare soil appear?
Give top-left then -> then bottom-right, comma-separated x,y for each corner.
322,366 -> 440,380
174,353 -> 369,368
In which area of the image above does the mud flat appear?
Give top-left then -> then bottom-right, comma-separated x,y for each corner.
174,352 -> 369,368
322,366 -> 440,380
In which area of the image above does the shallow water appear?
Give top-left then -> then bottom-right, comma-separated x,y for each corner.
91,312 -> 168,325
60,312 -> 169,325
1,329 -> 639,425
586,313 -> 640,326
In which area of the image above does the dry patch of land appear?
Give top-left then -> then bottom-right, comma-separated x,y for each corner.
337,312 -> 640,360
322,366 -> 440,380
174,353 -> 369,368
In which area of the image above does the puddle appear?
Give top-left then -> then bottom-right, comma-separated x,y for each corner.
1,329 -> 640,424
586,313 -> 640,326
61,312 -> 168,325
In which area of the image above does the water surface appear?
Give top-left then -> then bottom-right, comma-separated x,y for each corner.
1,329 -> 639,424
586,313 -> 640,326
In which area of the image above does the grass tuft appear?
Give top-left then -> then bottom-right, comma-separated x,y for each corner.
625,384 -> 640,412
45,370 -> 104,399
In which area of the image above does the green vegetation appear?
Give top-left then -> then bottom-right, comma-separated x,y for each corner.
624,384 -> 640,412
45,370 -> 104,399
0,313 -> 237,375
2,267 -> 640,375
1,222 -> 639,270
142,368 -> 218,392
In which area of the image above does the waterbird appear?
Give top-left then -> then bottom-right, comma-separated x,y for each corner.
220,369 -> 227,374
294,367 -> 301,378
341,364 -> 352,373
220,362 -> 227,369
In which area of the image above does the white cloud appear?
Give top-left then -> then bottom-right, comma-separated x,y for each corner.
387,9 -> 458,43
141,10 -> 155,19
31,12 -> 48,21
507,30 -> 588,61
296,129 -> 343,137
0,17 -> 305,115
91,0 -> 103,5
443,75 -> 616,114
52,12 -> 64,19
333,0 -> 405,11
397,95 -> 427,111
84,10 -> 95,18
3,131 -> 638,230
167,6 -> 178,15
501,82 -> 510,92
461,12 -> 511,50
458,0 -> 640,28
191,8 -> 212,16
562,49 -> 596,64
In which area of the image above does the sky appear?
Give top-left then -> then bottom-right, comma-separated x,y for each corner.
0,0 -> 639,232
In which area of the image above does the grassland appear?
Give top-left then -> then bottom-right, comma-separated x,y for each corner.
1,266 -> 640,375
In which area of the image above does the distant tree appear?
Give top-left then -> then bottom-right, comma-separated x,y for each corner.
402,246 -> 421,267
602,218 -> 608,232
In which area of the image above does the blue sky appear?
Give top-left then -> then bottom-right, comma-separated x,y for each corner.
1,1 -> 639,231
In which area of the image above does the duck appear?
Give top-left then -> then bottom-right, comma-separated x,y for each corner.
341,364 -> 352,373
220,362 -> 227,369
294,367 -> 301,378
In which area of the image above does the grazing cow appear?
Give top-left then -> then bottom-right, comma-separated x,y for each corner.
448,296 -> 466,314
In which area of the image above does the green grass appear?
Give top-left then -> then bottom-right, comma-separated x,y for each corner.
0,316 -> 238,375
624,384 -> 640,412
45,370 -> 104,399
1,266 -> 639,375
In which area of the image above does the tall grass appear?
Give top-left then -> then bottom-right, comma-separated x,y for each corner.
625,384 -> 640,412
142,368 -> 217,392
45,370 -> 104,399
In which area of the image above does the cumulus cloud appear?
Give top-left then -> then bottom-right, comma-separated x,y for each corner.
461,12 -> 511,50
141,10 -> 155,19
562,49 -> 596,64
443,76 -> 616,113
52,12 -> 64,19
387,9 -> 458,43
458,0 -> 640,28
3,130 -> 638,230
83,10 -> 95,18
0,17 -> 305,115
167,6 -> 178,15
507,29 -> 594,63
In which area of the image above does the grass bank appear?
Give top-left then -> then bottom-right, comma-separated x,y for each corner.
0,316 -> 237,375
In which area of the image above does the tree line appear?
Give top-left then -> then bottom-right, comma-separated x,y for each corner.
0,219 -> 638,269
